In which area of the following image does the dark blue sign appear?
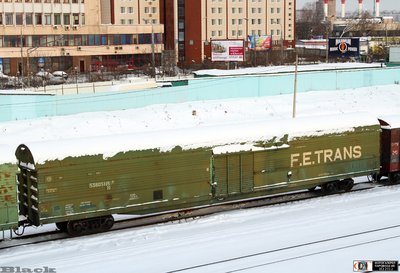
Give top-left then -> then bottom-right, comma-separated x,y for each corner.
329,38 -> 360,58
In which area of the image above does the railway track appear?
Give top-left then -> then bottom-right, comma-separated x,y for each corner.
166,223 -> 400,273
0,180 -> 387,250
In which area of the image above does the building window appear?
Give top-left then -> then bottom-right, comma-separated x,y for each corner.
178,31 -> 184,41
44,14 -> 51,25
54,14 -> 61,25
178,19 -> 184,29
73,13 -> 79,25
16,13 -> 23,25
26,13 -> 33,25
63,14 -> 70,25
35,13 -> 42,25
5,13 -> 13,25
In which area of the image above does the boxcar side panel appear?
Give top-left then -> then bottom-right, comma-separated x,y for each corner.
287,127 -> 380,188
380,128 -> 400,174
35,149 -> 212,224
214,125 -> 380,199
0,163 -> 18,231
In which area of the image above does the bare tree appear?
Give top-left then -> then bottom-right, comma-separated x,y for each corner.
296,2 -> 326,40
161,50 -> 177,77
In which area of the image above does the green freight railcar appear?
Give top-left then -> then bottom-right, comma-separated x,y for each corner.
213,122 -> 380,198
0,163 -> 19,232
14,114 -> 381,235
0,144 -> 19,232
15,143 -> 214,235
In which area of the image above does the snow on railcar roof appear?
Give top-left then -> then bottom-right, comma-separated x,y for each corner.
378,115 -> 400,129
14,113 -> 379,165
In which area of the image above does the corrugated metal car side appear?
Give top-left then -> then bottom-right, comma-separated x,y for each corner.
213,125 -> 380,198
0,163 -> 19,231
380,128 -> 400,174
36,148 -> 213,223
286,126 -> 380,187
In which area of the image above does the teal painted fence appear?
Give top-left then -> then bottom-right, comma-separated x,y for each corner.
1,67 -> 399,122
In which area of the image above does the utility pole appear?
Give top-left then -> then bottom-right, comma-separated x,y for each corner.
20,27 -> 24,89
292,53 -> 298,118
151,21 -> 156,79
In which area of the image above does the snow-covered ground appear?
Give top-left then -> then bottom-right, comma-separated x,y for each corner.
193,62 -> 384,76
0,84 -> 399,148
2,185 -> 400,273
1,74 -> 400,272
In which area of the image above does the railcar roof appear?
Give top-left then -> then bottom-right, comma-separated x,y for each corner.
378,115 -> 400,129
8,113 -> 380,165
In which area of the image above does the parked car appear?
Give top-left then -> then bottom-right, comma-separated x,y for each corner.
35,70 -> 66,85
53,71 -> 68,79
36,71 -> 53,79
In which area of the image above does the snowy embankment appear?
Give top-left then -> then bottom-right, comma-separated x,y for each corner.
0,84 -> 399,147
193,62 -> 384,77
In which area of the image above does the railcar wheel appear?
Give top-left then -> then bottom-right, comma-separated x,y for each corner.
56,221 -> 68,232
389,172 -> 400,185
67,220 -> 85,236
101,216 -> 114,231
321,182 -> 339,195
340,179 -> 354,192
371,173 -> 382,182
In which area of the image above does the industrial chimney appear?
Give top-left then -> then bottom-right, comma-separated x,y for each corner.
324,0 -> 329,18
341,0 -> 346,18
358,0 -> 363,17
375,0 -> 380,17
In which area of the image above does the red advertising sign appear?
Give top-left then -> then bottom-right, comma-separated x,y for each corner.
211,40 -> 244,62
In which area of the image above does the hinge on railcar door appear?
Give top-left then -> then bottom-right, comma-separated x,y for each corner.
210,155 -> 217,197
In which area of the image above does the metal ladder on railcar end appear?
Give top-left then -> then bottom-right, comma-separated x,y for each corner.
17,165 -> 40,227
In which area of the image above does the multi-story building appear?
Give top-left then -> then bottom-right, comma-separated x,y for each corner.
160,0 -> 296,65
0,0 -> 163,76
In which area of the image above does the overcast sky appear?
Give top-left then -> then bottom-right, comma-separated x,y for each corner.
297,0 -> 400,12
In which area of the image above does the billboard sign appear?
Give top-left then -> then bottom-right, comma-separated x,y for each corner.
248,35 -> 272,51
211,40 -> 244,62
329,38 -> 360,58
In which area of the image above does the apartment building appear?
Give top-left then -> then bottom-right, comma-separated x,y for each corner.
160,0 -> 296,65
0,0 -> 163,76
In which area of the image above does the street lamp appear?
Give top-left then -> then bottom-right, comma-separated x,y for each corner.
278,23 -> 284,64
325,15 -> 335,63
